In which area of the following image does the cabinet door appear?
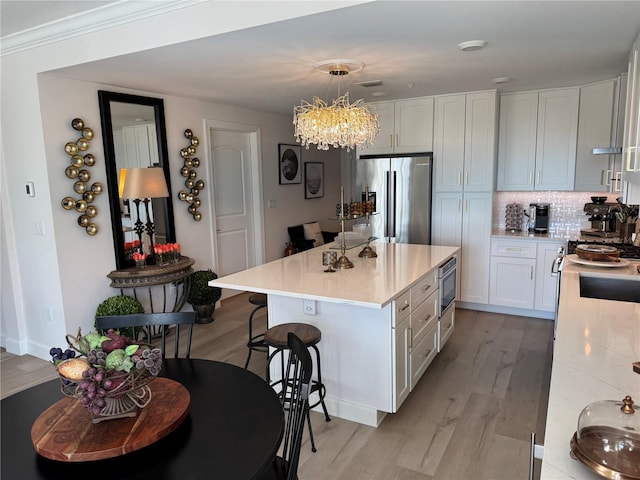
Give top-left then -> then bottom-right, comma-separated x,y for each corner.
395,97 -> 434,154
534,242 -> 564,312
432,192 -> 463,246
535,88 -> 579,190
464,91 -> 497,192
434,94 -> 466,192
410,321 -> 438,390
489,256 -> 535,309
460,192 -> 492,304
575,80 -> 616,192
365,101 -> 395,155
497,92 -> 538,191
393,316 -> 411,411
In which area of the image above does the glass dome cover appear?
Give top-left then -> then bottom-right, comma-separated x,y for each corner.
570,395 -> 640,479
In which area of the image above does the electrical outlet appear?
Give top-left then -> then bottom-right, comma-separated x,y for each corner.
303,299 -> 316,315
36,221 -> 45,235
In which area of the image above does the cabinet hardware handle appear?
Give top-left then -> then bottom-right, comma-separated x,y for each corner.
529,171 -> 533,185
458,172 -> 462,185
389,134 -> 393,147
408,327 -> 413,349
604,169 -> 613,186
422,349 -> 432,358
400,304 -> 410,312
465,171 -> 469,185
464,199 -> 469,212
423,314 -> 433,323
614,171 -> 622,192
421,284 -> 432,291
443,323 -> 452,331
530,266 -> 534,280
395,133 -> 399,147
505,247 -> 522,251
536,170 -> 541,184
457,199 -> 462,211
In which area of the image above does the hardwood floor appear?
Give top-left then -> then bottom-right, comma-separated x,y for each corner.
1,293 -> 553,479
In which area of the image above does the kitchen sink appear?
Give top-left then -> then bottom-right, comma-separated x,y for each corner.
579,274 -> 640,303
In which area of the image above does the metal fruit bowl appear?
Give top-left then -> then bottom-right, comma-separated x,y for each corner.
575,244 -> 621,262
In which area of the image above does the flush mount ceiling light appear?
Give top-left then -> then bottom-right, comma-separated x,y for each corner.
492,76 -> 512,84
293,59 -> 380,151
458,40 -> 487,52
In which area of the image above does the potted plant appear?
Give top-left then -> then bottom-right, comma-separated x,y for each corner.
187,270 -> 222,324
94,295 -> 145,339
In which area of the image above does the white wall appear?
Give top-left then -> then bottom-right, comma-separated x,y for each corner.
0,1 -> 351,360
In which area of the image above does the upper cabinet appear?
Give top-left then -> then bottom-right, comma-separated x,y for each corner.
574,77 -> 625,193
433,91 -> 497,192
497,87 -> 579,191
622,33 -> 640,204
363,98 -> 434,155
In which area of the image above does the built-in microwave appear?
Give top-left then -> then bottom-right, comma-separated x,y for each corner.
438,256 -> 457,316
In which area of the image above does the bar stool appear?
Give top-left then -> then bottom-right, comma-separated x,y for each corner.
264,322 -> 331,452
244,293 -> 268,369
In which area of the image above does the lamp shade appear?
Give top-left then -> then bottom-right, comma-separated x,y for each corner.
122,167 -> 169,199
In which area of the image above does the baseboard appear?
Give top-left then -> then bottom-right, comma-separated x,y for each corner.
457,302 -> 554,320
313,394 -> 387,427
0,334 -> 29,355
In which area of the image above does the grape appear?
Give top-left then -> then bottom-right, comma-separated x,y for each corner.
102,379 -> 113,390
94,371 -> 104,383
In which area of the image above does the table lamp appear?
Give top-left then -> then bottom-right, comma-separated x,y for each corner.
122,167 -> 169,263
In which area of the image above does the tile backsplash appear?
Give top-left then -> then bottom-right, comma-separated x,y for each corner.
493,191 -> 622,239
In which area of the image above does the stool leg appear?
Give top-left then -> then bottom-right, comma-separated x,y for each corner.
244,305 -> 265,369
311,344 -> 331,422
306,410 -> 317,453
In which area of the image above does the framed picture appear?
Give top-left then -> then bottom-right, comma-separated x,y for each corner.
278,144 -> 301,184
304,162 -> 324,199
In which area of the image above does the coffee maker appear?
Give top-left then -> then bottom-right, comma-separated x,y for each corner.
525,203 -> 550,234
580,202 -> 619,237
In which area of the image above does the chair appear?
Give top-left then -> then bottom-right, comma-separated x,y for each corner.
95,312 -> 197,358
265,322 -> 331,453
244,293 -> 269,369
260,332 -> 312,480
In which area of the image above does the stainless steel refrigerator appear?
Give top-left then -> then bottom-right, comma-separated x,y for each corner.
354,153 -> 433,244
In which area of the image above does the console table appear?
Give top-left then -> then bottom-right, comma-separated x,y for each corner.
107,255 -> 194,313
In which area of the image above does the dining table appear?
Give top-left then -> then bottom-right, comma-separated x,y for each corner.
1,358 -> 284,480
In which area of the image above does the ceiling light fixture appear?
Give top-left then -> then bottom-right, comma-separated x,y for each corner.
293,59 -> 380,151
458,40 -> 487,52
492,76 -> 512,84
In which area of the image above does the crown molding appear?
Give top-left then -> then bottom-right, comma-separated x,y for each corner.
1,0 -> 205,57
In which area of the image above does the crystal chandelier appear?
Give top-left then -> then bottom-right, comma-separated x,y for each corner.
293,60 -> 380,151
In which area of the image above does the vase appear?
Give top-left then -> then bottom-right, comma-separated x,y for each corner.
193,304 -> 215,324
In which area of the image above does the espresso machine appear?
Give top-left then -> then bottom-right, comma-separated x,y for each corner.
525,203 -> 550,233
580,202 -> 619,237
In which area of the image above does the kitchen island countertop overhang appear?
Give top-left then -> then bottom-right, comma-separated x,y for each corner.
209,242 -> 460,308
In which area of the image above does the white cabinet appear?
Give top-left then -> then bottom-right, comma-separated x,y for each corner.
489,238 -> 565,314
622,33 -> 640,204
394,315 -> 411,409
433,191 -> 492,304
364,97 -> 434,155
434,91 -> 497,192
497,88 -> 579,191
575,78 -> 624,192
534,242 -> 564,312
409,289 -> 438,389
438,304 -> 455,351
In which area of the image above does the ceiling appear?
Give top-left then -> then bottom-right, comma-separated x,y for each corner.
2,1 -> 640,117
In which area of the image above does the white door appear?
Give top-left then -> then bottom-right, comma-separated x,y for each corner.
209,129 -> 256,277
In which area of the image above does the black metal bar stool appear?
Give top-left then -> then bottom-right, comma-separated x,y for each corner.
265,322 -> 331,453
244,293 -> 268,369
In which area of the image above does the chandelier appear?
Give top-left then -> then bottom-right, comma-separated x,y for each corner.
293,60 -> 380,151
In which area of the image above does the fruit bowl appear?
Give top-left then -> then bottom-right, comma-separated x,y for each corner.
51,328 -> 162,423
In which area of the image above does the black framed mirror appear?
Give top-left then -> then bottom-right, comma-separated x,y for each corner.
98,91 -> 176,270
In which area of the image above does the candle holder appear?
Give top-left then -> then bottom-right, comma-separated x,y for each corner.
335,186 -> 354,269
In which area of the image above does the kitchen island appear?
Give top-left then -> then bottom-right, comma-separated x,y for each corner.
540,259 -> 639,479
210,242 -> 460,426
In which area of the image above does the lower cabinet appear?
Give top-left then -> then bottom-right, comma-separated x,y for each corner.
489,238 -> 564,314
438,304 -> 455,351
394,316 -> 411,408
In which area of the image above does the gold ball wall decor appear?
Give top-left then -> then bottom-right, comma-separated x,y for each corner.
60,118 -> 101,236
177,128 -> 204,221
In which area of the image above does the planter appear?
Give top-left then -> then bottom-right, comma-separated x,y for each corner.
192,304 -> 215,324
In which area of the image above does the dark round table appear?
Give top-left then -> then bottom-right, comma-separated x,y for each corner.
1,359 -> 284,480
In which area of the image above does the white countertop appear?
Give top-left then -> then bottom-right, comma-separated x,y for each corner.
210,242 -> 460,308
491,228 -> 570,243
540,259 -> 640,479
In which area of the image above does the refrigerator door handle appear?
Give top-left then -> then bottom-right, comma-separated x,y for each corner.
389,171 -> 397,239
385,170 -> 390,238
